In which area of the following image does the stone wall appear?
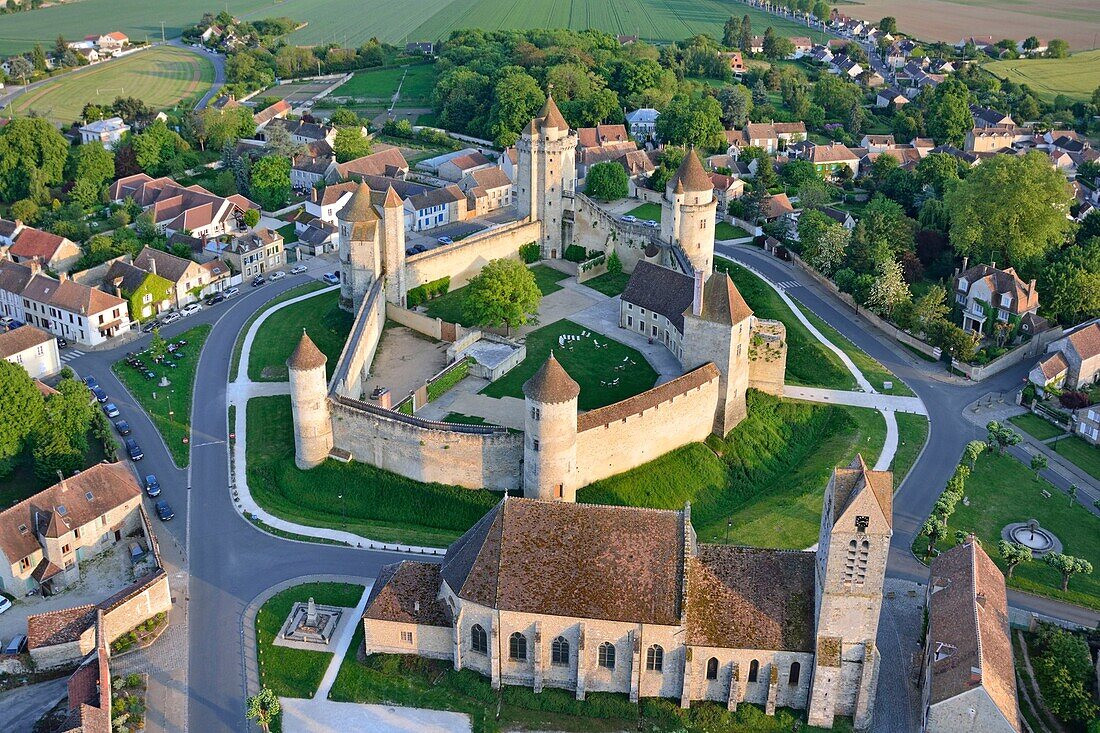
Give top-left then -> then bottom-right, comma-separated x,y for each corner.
951,327 -> 1061,381
748,319 -> 787,396
330,279 -> 385,400
683,647 -> 814,710
330,398 -> 523,491
362,618 -> 452,660
574,367 -> 719,487
385,302 -> 443,340
405,220 -> 542,291
571,193 -> 659,274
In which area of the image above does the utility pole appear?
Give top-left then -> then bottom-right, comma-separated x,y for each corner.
161,21 -> 166,43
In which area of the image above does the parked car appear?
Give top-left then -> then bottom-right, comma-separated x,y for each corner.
322,272 -> 340,285
143,474 -> 161,497
103,403 -> 120,418
91,387 -> 108,403
55,337 -> 68,349
125,438 -> 144,461
141,320 -> 161,333
0,316 -> 12,329
162,312 -> 181,324
205,293 -> 225,306
437,236 -> 454,245
620,215 -> 638,223
114,420 -> 131,436
4,634 -> 27,655
269,270 -> 286,281
181,303 -> 202,316
224,287 -> 240,298
412,244 -> 427,253
643,219 -> 659,228
251,275 -> 266,287
128,542 -> 146,563
0,596 -> 11,615
291,265 -> 308,275
154,500 -> 175,521
83,375 -> 99,389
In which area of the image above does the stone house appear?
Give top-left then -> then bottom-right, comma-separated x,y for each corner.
965,127 -> 1015,154
0,463 -> 143,596
619,261 -> 694,360
625,108 -> 659,141
921,539 -> 1020,732
0,324 -> 60,379
952,262 -> 1039,335
1072,405 -> 1100,444
18,272 -> 131,347
1031,321 -> 1100,390
221,228 -> 285,278
134,246 -> 217,308
438,152 -> 494,183
1,219 -> 82,274
807,143 -> 859,179
458,167 -> 514,216
876,88 -> 909,108
78,117 -> 130,150
333,146 -> 410,183
103,259 -> 174,323
709,173 -> 745,214
362,454 -> 891,730
405,186 -> 468,232
971,106 -> 1016,129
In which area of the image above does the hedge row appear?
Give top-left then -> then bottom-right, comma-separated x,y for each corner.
407,276 -> 450,308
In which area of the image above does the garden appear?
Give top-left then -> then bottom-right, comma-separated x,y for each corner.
110,673 -> 147,733
423,265 -> 567,327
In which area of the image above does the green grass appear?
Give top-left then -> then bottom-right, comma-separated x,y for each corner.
111,324 -> 210,468
256,582 -> 364,703
424,265 -> 567,327
717,259 -> 855,391
1052,435 -> 1100,481
1009,412 -> 1066,442
276,223 -> 299,245
581,270 -> 631,296
480,319 -> 658,410
12,46 -> 213,124
246,395 -> 501,547
793,298 -> 913,396
337,64 -> 437,104
892,413 -> 928,485
715,222 -> 752,240
985,49 -> 1100,103
915,451 -> 1100,611
579,391 -> 886,549
625,202 -> 662,221
249,289 -> 353,382
230,281 -> 328,380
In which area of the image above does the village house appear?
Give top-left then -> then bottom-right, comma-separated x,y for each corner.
2,224 -> 82,276
921,539 -> 1020,733
405,186 -> 468,231
78,117 -> 130,150
1030,321 -> 1100,391
102,259 -> 174,323
965,127 -> 1016,154
459,167 -> 514,216
0,325 -> 60,379
219,228 -> 285,279
709,173 -> 745,213
625,108 -> 660,142
876,88 -> 909,108
110,174 -> 256,239
953,262 -> 1040,335
437,152 -> 495,183
295,218 -> 338,256
0,463 -> 143,596
87,31 -> 128,54
576,124 -> 636,179
788,37 -> 813,58
334,146 -> 410,182
720,51 -> 746,73
252,99 -> 292,130
498,147 -> 519,182
262,117 -> 340,147
12,269 -> 131,347
806,142 -> 859,179
133,246 -> 221,308
971,106 -> 1016,129
405,41 -> 435,55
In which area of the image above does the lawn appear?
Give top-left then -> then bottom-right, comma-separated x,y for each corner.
715,222 -> 752,240
337,64 -> 437,105
891,413 -> 929,485
480,319 -> 658,411
12,46 -> 214,124
246,395 -> 502,547
581,270 -> 631,297
249,288 -> 353,382
256,582 -> 365,703
916,451 -> 1100,611
717,259 -> 855,391
985,49 -> 1100,103
625,202 -> 662,222
1009,412 -> 1065,442
579,391 -> 886,549
423,264 -> 568,327
1052,435 -> 1100,481
230,281 -> 328,379
111,324 -> 210,467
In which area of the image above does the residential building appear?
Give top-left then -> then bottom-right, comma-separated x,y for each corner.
625,108 -> 659,141
0,259 -> 33,322
709,173 -> 744,213
876,88 -> 909,108
0,325 -> 60,379
459,167 -> 514,216
252,99 -> 291,130
764,193 -> 796,222
57,632 -> 112,733
807,143 -> 859,178
576,124 -> 637,178
921,539 -> 1020,733
405,186 -> 468,231
78,117 -> 130,150
405,41 -> 434,55
860,135 -> 895,154
295,218 -> 338,256
0,462 -> 143,595
1,219 -> 82,274
952,262 -> 1040,334
720,51 -> 746,72
90,32 -> 128,53
103,259 -> 174,322
334,146 -> 410,182
291,152 -> 336,190
437,152 -> 494,182
789,37 -> 813,58
110,174 -> 256,238
971,106 -> 1015,129
498,147 -> 519,181
262,117 -> 340,147
1073,405 -> 1100,444
17,272 -> 130,347
133,246 -> 218,308
965,127 -> 1015,154
1031,321 -> 1100,390
222,228 -> 285,278
619,261 -> 694,358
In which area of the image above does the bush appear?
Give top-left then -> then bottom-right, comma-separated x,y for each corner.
1030,623 -> 1099,723
406,276 -> 450,308
563,244 -> 589,262
125,673 -> 142,688
1059,391 -> 1089,410
518,242 -> 540,264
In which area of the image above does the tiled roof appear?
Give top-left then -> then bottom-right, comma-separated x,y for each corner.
363,561 -> 452,627
928,541 -> 1020,731
577,124 -> 630,149
337,147 -> 409,179
1037,352 -> 1068,380
522,353 -> 580,404
1065,322 -> 1100,361
27,604 -> 96,649
686,545 -> 816,651
287,331 -> 327,370
440,497 -> 685,625
0,325 -> 53,359
670,149 -> 711,193
9,227 -> 72,262
22,275 -> 125,316
408,185 -> 465,210
253,99 -> 291,127
765,193 -> 796,219
578,363 -> 719,431
830,455 -> 893,528
445,152 -> 492,172
810,143 -> 858,163
536,95 -> 569,131
621,260 -> 694,331
693,272 -> 753,326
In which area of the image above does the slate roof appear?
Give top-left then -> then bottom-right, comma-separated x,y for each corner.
287,331 -> 327,370
438,497 -> 685,625
363,561 -> 452,627
0,325 -> 53,359
522,353 -> 580,404
621,260 -> 695,331
134,246 -> 196,284
954,264 -> 1039,315
686,545 -> 816,651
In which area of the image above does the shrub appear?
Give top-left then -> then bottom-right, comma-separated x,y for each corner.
518,242 -> 540,264
406,276 -> 450,308
563,244 -> 589,262
126,673 -> 142,688
1059,391 -> 1089,410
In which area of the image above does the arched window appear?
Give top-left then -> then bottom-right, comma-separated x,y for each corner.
748,659 -> 759,683
551,636 -> 569,666
470,624 -> 487,655
509,632 -> 527,661
646,645 -> 664,672
856,539 -> 870,583
789,661 -> 801,686
598,642 -> 616,669
706,657 -> 719,680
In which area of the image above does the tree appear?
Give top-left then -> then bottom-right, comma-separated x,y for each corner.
963,439 -> 986,469
0,117 -> 70,203
984,421 -> 1021,455
781,159 -> 817,189
488,71 -> 545,147
848,195 -> 916,274
585,162 -> 628,201
131,120 -> 190,176
739,14 -> 752,52
1068,483 -> 1078,506
1039,237 -> 1100,325
463,259 -> 542,332
0,360 -> 46,474
1046,39 -> 1069,58
763,30 -> 795,60
243,208 -> 261,228
997,540 -> 1032,578
329,108 -> 361,127
149,330 -> 169,362
722,16 -> 742,48
812,1 -> 829,20
69,178 -> 103,211
66,142 -> 115,189
1044,553 -> 1093,592
944,152 -> 1073,270
264,124 -> 305,160
717,85 -> 752,128
606,250 -> 622,276
654,94 -> 725,150
249,156 -> 291,211
919,517 -> 944,558
199,107 -> 255,150
796,180 -> 830,211
924,78 -> 973,147
867,259 -> 910,315
7,55 -> 33,83
1031,623 -> 1099,723
911,285 -> 949,334
246,688 -> 281,733
333,127 -> 372,163
798,209 -> 849,275
10,198 -> 40,224
915,152 -> 961,197
878,16 -> 897,34
1030,453 -> 1048,479
33,376 -> 95,481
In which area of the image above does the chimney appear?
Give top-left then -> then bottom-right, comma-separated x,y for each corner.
58,271 -> 69,283
990,260 -> 996,270
413,600 -> 420,613
113,277 -> 124,297
692,270 -> 704,316
975,592 -> 987,609
1029,279 -> 1036,296
148,256 -> 157,276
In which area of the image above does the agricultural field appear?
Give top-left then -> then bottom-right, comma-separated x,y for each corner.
986,49 -> 1100,103
11,46 -> 213,124
335,64 -> 437,106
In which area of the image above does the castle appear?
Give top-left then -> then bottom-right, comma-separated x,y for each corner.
360,456 -> 892,730
288,95 -> 787,499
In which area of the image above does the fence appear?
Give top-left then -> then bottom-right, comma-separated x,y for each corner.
950,328 -> 1060,381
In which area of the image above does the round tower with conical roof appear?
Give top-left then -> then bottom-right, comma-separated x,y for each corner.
661,148 -> 717,276
516,93 -> 578,259
380,185 -> 407,306
522,352 -> 580,501
337,180 -> 381,311
288,330 -> 333,469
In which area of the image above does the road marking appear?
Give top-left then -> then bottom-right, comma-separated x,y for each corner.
775,280 -> 800,290
60,349 -> 86,362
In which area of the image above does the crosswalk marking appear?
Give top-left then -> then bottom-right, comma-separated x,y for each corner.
775,280 -> 800,290
60,349 -> 86,363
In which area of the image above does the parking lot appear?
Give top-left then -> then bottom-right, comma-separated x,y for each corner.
405,209 -> 520,252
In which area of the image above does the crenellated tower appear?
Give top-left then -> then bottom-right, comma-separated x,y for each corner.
287,330 -> 333,469
337,180 -> 381,312
380,185 -> 407,306
516,94 -> 577,259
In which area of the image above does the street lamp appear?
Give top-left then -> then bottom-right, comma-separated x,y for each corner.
726,519 -> 733,544
337,494 -> 345,529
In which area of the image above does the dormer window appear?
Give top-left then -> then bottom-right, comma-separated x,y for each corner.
85,491 -> 94,501
958,277 -> 968,291
57,505 -> 68,516
934,643 -> 956,662
1000,293 -> 1012,307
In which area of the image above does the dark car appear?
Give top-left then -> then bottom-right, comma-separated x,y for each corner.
251,275 -> 266,287
56,337 -> 68,349
205,293 -> 225,306
91,387 -> 108,403
103,402 -> 120,418
114,420 -> 131,436
83,375 -> 99,389
144,474 -> 161,497
124,438 -> 144,461
141,320 -> 161,333
154,500 -> 175,521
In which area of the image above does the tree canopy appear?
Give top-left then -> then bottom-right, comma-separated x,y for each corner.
0,117 -> 70,203
463,258 -> 543,332
585,162 -> 629,201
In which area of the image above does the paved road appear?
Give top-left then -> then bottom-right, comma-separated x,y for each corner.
0,678 -> 67,733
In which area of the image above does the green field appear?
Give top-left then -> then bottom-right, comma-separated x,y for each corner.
337,64 -> 437,106
248,288 -> 353,382
985,49 -> 1100,103
11,46 -> 213,124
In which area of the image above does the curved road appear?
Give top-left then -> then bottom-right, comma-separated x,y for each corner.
63,251 -> 1100,732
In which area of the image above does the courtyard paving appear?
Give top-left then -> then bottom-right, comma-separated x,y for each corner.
363,326 -> 449,405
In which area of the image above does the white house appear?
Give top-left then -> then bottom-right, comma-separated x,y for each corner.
18,273 -> 131,347
0,325 -> 60,379
79,117 -> 130,150
625,108 -> 659,141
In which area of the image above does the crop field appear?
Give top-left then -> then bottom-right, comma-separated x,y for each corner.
11,46 -> 213,124
335,64 -> 437,106
986,49 -> 1100,103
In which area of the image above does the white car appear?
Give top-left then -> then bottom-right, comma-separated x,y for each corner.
619,215 -> 638,223
162,312 -> 182,324
269,271 -> 286,281
224,287 -> 240,298
0,596 -> 11,615
291,265 -> 308,275
181,303 -> 202,316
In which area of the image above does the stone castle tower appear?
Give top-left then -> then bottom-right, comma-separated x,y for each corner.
287,331 -> 333,469
521,352 -> 580,501
681,273 -> 754,435
661,148 -> 718,276
808,455 -> 893,730
516,94 -> 577,259
337,180 -> 407,312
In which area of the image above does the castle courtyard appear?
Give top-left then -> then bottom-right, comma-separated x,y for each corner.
362,326 -> 449,407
